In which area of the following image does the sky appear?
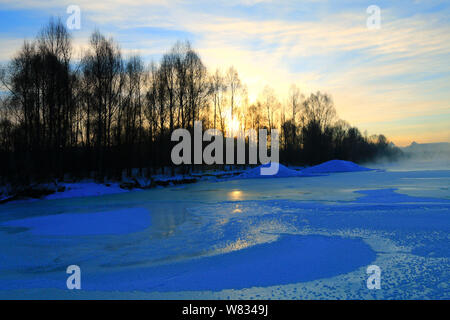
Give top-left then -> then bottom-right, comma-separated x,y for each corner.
0,0 -> 449,146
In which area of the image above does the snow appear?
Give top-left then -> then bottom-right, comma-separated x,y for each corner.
0,160 -> 449,299
151,174 -> 190,182
300,160 -> 373,174
45,182 -> 129,200
238,163 -> 305,178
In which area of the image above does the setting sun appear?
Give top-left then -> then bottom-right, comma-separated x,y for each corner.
224,108 -> 242,137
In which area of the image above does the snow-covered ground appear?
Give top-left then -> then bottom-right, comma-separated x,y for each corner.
0,160 -> 448,299
45,182 -> 129,200
238,163 -> 306,178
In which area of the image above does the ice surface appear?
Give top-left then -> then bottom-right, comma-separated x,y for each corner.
0,234 -> 375,292
0,163 -> 449,299
2,208 -> 151,236
90,235 -> 374,292
300,160 -> 373,174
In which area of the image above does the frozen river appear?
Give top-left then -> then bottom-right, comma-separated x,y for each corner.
0,166 -> 449,299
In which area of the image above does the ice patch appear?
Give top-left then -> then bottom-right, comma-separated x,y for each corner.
0,234 -> 375,292
86,235 -> 375,291
354,188 -> 450,204
2,208 -> 151,236
301,160 -> 373,174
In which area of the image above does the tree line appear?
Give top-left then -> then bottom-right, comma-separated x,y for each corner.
0,19 -> 401,185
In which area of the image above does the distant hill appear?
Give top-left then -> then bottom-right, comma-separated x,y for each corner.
401,142 -> 450,159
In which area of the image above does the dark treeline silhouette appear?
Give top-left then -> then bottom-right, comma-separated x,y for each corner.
0,19 -> 401,186
280,89 -> 402,165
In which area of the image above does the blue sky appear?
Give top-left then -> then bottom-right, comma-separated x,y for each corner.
0,0 -> 449,145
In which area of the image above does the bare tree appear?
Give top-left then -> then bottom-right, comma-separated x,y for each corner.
300,91 -> 336,129
288,84 -> 303,124
81,30 -> 124,177
226,66 -> 241,118
210,69 -> 227,131
260,85 -> 279,129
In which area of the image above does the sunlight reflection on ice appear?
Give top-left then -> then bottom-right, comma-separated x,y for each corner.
228,190 -> 243,201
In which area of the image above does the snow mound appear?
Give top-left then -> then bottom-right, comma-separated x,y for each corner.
301,160 -> 373,174
239,163 -> 303,179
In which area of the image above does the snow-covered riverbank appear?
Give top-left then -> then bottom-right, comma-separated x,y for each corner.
0,160 -> 375,204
